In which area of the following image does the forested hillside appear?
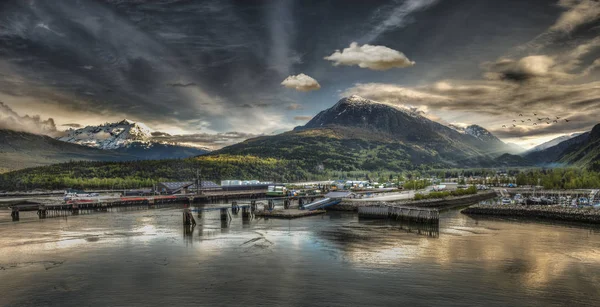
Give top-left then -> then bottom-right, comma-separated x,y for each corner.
0,155 -> 308,191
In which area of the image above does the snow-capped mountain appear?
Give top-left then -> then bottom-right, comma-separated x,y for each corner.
59,119 -> 153,150
292,95 -> 507,158
221,95 -> 520,169
58,119 -> 209,159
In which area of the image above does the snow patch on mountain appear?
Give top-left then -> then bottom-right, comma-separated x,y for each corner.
449,123 -> 505,145
527,133 -> 584,153
336,95 -> 428,119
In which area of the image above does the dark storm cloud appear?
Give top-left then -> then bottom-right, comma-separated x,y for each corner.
0,0 -> 304,133
166,82 -> 197,88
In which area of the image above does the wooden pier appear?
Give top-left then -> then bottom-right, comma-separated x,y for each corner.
358,205 -> 439,224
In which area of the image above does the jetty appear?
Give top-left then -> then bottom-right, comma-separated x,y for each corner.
462,204 -> 600,224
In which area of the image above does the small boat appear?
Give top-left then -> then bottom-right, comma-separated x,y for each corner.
514,194 -> 525,204
578,197 -> 589,206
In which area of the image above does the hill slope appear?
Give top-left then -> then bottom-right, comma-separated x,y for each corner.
526,133 -> 583,153
524,132 -> 590,165
558,125 -> 600,168
0,129 -> 134,172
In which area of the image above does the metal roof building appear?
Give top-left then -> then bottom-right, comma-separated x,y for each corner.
157,182 -> 194,194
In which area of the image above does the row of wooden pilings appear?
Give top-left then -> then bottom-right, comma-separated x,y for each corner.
358,205 -> 440,224
9,197 -> 185,221
183,200 -> 259,226
182,197 -> 317,225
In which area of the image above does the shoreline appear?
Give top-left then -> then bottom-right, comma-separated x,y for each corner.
329,191 -> 497,211
462,204 -> 600,225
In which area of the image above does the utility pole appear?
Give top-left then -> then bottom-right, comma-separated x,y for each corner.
196,168 -> 202,195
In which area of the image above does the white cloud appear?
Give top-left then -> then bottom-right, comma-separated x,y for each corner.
281,73 -> 321,92
342,83 -> 448,105
324,42 -> 415,70
361,0 -> 439,43
0,101 -> 60,136
151,131 -> 259,150
518,0 -> 600,51
551,0 -> 600,32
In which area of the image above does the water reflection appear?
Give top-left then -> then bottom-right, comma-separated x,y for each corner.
1,205 -> 600,307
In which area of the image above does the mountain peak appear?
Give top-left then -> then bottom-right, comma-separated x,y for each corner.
119,119 -> 135,125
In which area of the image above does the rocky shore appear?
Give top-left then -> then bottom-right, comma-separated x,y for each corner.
462,204 -> 600,224
329,191 -> 497,211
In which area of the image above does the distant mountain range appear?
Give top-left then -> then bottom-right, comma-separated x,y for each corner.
2,96 -> 598,174
216,95 -> 520,171
58,119 -> 209,160
0,129 -> 134,172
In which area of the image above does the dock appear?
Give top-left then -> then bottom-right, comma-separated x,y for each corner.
7,191 -> 327,222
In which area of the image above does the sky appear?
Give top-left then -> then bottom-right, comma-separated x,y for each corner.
0,0 -> 599,149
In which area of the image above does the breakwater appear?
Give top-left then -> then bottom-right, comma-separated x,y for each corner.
462,204 -> 600,224
330,191 -> 497,211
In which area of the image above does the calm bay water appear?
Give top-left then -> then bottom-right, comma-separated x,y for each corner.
1,204 -> 599,306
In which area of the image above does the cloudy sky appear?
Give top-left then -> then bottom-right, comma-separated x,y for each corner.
0,0 -> 599,148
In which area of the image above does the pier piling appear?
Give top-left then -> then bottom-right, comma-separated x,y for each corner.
358,205 -> 439,224
231,201 -> 240,214
11,207 -> 19,221
183,208 -> 196,226
220,208 -> 229,221
37,205 -> 47,219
